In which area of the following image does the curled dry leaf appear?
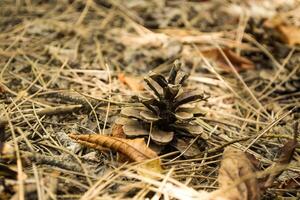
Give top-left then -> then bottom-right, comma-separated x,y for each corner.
212,147 -> 260,200
182,46 -> 254,72
69,134 -> 158,162
111,122 -> 163,175
264,14 -> 300,46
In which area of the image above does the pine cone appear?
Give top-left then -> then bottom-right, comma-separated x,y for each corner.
117,62 -> 208,156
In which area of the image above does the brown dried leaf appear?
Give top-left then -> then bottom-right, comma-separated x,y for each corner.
276,25 -> 300,45
263,14 -> 286,28
213,147 -> 260,200
69,134 -> 158,162
111,123 -> 163,174
112,122 -> 136,163
140,158 -> 163,174
202,49 -> 255,72
118,73 -> 144,92
262,122 -> 298,189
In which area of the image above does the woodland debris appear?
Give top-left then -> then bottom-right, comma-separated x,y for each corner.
261,122 -> 299,189
69,134 -> 158,162
118,62 -> 208,157
212,147 -> 260,200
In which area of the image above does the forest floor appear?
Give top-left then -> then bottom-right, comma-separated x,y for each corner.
0,0 -> 300,199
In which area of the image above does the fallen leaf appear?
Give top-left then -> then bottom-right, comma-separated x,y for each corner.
111,122 -> 163,174
212,147 -> 260,200
69,134 -> 158,162
118,73 -> 144,92
111,122 -> 133,163
202,48 -> 255,72
264,14 -> 300,46
276,25 -> 300,45
262,122 -> 299,189
263,14 -> 285,28
139,158 -> 164,176
181,46 -> 255,73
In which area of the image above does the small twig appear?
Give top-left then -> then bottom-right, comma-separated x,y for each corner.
24,152 -> 82,172
0,104 -> 83,126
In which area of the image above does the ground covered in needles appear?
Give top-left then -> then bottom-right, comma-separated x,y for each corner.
0,0 -> 300,199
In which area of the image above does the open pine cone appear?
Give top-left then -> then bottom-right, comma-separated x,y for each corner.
116,62 -> 208,156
